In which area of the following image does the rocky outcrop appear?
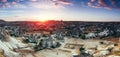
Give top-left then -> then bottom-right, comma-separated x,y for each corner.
34,37 -> 61,51
0,49 -> 5,57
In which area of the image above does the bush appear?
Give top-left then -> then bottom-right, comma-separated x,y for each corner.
100,41 -> 104,44
114,43 -> 118,46
23,39 -> 29,43
80,34 -> 86,39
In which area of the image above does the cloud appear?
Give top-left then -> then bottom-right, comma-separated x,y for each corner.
28,0 -> 65,9
0,0 -> 71,9
30,0 -> 38,2
0,0 -> 119,10
0,0 -> 7,3
27,0 -> 73,10
98,0 -> 108,7
0,10 -> 24,12
88,2 -> 93,7
0,0 -> 27,8
51,0 -> 71,5
88,0 -> 120,10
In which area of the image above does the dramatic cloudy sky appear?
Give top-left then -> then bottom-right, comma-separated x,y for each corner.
0,0 -> 120,21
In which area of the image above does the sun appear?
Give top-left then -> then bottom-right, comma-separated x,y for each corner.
38,19 -> 48,22
36,12 -> 58,22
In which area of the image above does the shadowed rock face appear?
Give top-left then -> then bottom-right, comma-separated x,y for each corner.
0,33 -> 6,41
0,30 -> 10,42
34,37 -> 61,51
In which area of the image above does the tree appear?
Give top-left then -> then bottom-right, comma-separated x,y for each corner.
80,34 -> 86,39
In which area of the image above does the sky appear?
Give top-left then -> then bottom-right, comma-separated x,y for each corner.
0,0 -> 120,21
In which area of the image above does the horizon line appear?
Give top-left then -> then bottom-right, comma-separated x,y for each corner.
0,19 -> 120,22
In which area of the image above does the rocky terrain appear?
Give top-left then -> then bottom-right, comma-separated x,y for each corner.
0,20 -> 120,57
